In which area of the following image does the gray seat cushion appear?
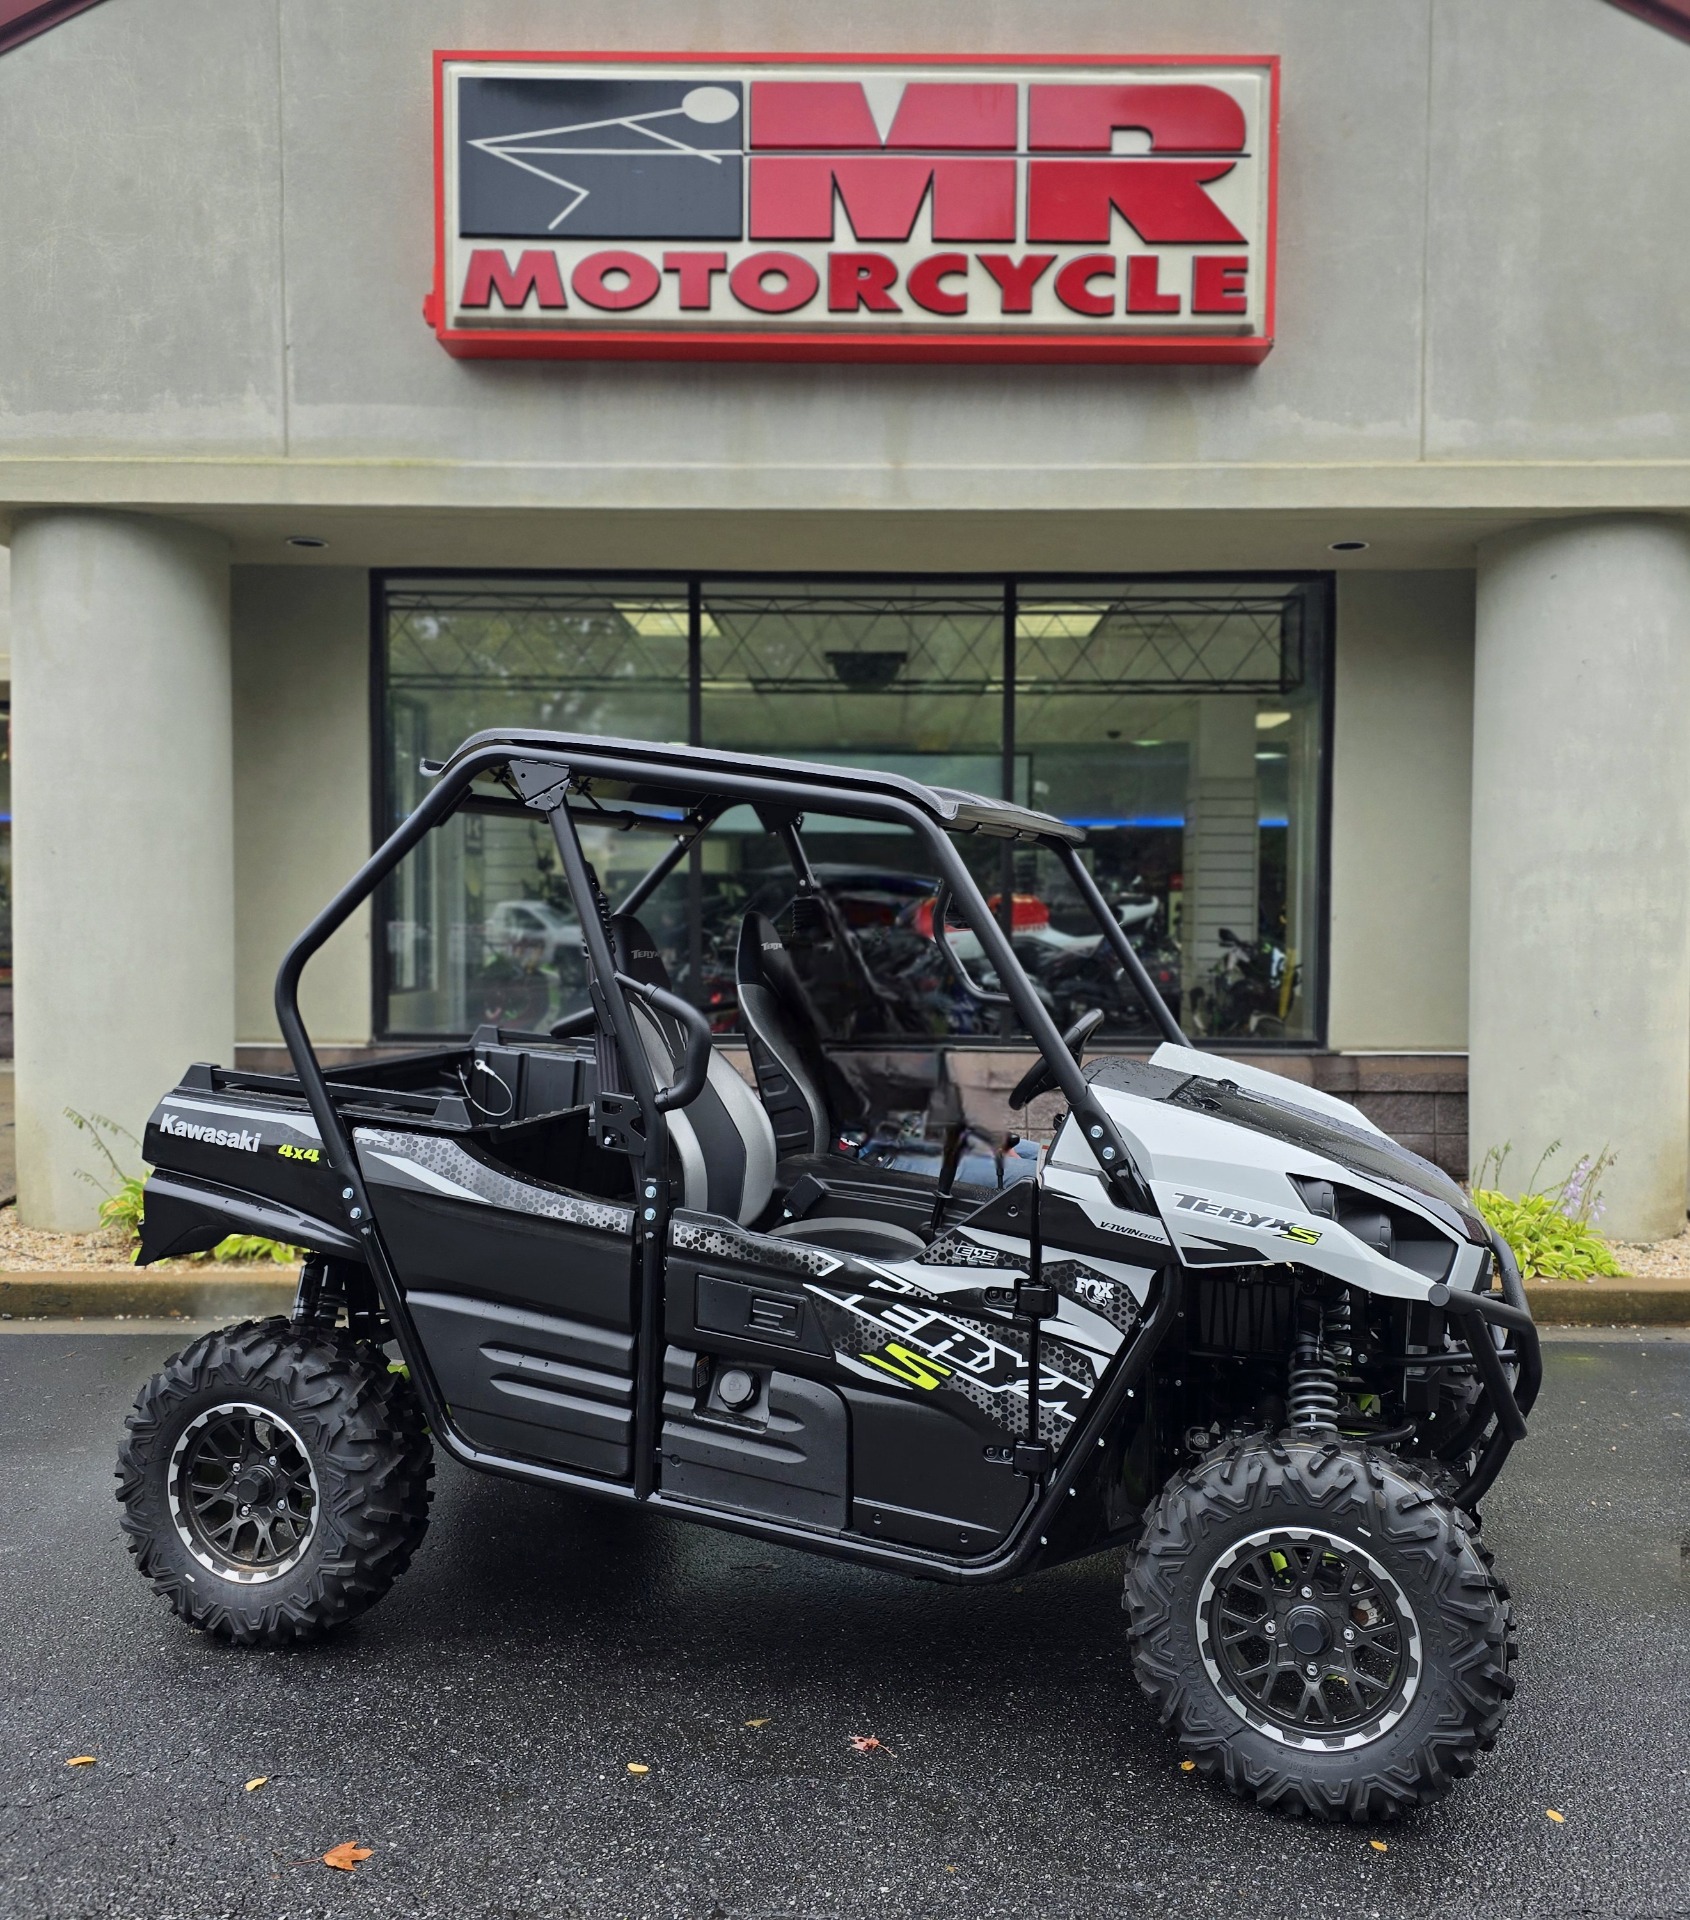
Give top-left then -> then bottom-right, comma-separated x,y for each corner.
765,1215 -> 927,1259
611,915 -> 777,1227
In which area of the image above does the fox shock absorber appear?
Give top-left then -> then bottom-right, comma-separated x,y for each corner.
1323,1286 -> 1355,1380
1287,1287 -> 1340,1431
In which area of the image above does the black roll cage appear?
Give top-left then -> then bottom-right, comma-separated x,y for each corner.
270,736 -> 1534,1570
271,737 -> 1187,1579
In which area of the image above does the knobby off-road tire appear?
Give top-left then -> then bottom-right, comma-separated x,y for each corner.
1122,1437 -> 1515,1821
116,1317 -> 433,1645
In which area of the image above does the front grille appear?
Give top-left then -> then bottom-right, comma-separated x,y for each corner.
1189,1274 -> 1296,1357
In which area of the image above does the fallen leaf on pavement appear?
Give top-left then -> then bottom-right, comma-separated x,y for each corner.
850,1735 -> 893,1754
1179,1759 -> 1196,1772
1546,1809 -> 1565,1824
322,1843 -> 373,1873
627,1763 -> 650,1775
66,1757 -> 96,1768
744,1719 -> 771,1728
244,1777 -> 269,1792
1370,1840 -> 1388,1853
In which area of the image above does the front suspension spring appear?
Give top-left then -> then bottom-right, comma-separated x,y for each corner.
1324,1286 -> 1355,1375
1288,1291 -> 1340,1430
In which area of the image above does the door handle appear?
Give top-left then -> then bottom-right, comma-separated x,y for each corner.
748,1294 -> 802,1337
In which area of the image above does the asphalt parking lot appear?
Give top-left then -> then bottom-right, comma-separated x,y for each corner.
1,1325 -> 1687,1920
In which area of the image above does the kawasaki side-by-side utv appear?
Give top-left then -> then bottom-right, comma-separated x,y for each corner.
117,731 -> 1538,1821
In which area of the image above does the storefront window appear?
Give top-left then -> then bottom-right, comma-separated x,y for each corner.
376,574 -> 1328,1045
1014,582 -> 1326,1043
380,580 -> 689,1035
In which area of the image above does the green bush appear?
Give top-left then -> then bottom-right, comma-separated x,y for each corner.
1470,1142 -> 1624,1282
65,1109 -> 302,1267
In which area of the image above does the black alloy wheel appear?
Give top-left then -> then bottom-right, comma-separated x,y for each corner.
1123,1437 -> 1515,1821
117,1318 -> 432,1644
169,1402 -> 320,1582
1199,1528 -> 1419,1748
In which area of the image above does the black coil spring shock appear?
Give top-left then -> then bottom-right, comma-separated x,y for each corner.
1287,1289 -> 1339,1431
1324,1286 -> 1354,1378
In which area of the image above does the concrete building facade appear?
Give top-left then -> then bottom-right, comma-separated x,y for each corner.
2,0 -> 1688,1238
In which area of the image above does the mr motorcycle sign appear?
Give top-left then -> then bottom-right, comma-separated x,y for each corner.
427,52 -> 1279,363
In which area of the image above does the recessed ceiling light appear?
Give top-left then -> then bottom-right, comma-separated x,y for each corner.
1255,710 -> 1291,731
286,535 -> 328,549
1329,539 -> 1369,552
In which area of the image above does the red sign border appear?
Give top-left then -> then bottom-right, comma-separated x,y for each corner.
428,49 -> 1280,365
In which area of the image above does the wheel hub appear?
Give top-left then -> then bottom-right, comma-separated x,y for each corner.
1197,1527 -> 1423,1751
233,1464 -> 275,1506
167,1402 -> 320,1585
1284,1606 -> 1331,1657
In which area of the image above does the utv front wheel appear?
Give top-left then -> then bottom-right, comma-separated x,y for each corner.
1123,1438 -> 1515,1821
116,1318 -> 433,1645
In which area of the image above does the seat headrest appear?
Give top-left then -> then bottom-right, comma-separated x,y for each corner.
737,909 -> 833,1039
736,910 -> 787,990
610,914 -> 672,993
739,910 -> 822,1003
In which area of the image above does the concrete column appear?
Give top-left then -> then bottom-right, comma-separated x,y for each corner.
1327,572 -> 1474,1053
232,567 -> 370,1052
1470,516 -> 1690,1243
11,512 -> 233,1228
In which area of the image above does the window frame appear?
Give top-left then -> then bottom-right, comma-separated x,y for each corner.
369,567 -> 1336,1052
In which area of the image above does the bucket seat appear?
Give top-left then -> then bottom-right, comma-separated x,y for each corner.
734,910 -> 995,1234
609,916 -> 923,1258
734,910 -> 867,1157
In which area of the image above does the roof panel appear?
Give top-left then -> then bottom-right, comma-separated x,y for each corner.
435,727 -> 1086,843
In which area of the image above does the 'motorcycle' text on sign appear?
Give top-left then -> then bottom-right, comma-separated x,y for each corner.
429,53 -> 1279,364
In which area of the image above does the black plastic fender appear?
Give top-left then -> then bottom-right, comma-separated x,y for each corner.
135,1168 -> 362,1266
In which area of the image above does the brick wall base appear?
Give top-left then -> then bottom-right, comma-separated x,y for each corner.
234,1043 -> 1471,1182
1297,1055 -> 1469,1181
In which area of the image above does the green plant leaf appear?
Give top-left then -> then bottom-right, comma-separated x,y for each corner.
1472,1184 -> 1623,1281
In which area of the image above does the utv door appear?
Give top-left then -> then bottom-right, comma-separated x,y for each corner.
357,1124 -> 641,1479
660,1206 -> 1036,1552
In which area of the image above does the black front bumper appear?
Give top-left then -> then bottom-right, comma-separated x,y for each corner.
1426,1228 -> 1542,1504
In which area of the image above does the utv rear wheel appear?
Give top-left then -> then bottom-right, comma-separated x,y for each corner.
1123,1438 -> 1514,1821
116,1317 -> 432,1645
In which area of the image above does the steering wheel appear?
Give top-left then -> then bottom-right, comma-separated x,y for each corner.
1007,1006 -> 1105,1112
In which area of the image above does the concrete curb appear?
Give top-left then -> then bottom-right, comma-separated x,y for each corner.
0,1271 -> 296,1320
0,1269 -> 1686,1327
1521,1284 -> 1690,1326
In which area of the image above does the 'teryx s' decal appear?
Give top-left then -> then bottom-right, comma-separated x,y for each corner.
860,1343 -> 955,1390
1175,1193 -> 1321,1245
